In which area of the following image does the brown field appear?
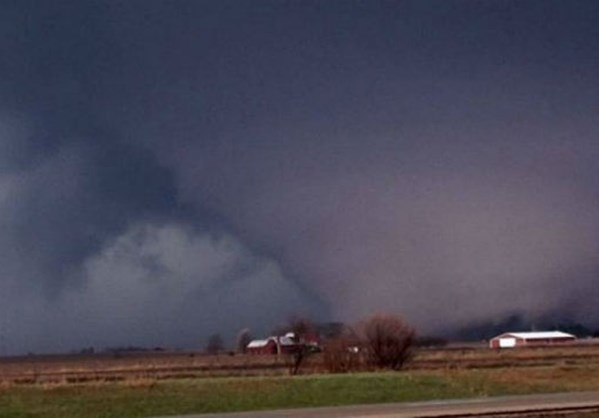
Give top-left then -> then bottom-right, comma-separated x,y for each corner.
0,351 -> 291,385
2,341 -> 599,386
410,341 -> 599,370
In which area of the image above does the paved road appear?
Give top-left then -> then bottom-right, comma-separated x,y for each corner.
160,391 -> 599,418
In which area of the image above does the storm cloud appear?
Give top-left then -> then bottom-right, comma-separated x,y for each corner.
1,0 -> 599,354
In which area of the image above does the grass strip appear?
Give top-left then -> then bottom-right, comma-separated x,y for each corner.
1,365 -> 598,418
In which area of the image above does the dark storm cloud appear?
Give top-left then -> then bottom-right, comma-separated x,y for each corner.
0,1 -> 177,291
117,0 -> 599,327
1,1 -> 599,353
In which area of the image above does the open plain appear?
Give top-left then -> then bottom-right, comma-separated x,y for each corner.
1,343 -> 599,417
2,342 -> 599,384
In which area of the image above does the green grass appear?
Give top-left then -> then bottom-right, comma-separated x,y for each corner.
1,365 -> 598,418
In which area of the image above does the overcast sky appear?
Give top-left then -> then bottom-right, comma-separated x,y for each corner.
1,0 -> 598,354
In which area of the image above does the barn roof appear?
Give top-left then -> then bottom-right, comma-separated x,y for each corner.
247,339 -> 271,348
278,336 -> 296,346
247,336 -> 298,348
495,331 -> 575,340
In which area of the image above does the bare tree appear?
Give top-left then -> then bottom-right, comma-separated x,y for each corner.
287,315 -> 315,341
271,315 -> 316,341
236,328 -> 252,354
205,333 -> 224,355
360,314 -> 416,370
322,325 -> 362,373
272,315 -> 319,375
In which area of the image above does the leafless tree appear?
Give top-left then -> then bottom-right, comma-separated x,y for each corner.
272,315 -> 316,341
236,328 -> 252,354
287,315 -> 315,341
360,313 -> 416,370
322,325 -> 362,373
205,333 -> 224,355
272,315 -> 319,375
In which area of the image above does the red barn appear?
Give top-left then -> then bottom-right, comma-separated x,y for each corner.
246,334 -> 300,355
246,338 -> 278,355
489,331 -> 576,349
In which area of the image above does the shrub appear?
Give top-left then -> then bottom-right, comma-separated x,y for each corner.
360,314 -> 415,370
322,334 -> 362,373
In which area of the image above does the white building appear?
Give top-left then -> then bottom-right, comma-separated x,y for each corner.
489,331 -> 576,348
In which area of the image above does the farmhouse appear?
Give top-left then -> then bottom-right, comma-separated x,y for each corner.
489,331 -> 576,348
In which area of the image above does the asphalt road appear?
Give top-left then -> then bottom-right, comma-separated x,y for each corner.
160,391 -> 599,418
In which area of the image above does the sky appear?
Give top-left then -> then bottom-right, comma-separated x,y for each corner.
1,0 -> 599,354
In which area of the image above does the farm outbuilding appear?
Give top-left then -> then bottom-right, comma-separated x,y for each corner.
489,331 -> 576,348
246,334 -> 299,355
246,338 -> 278,355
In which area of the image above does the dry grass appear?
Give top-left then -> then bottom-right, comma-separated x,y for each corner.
409,344 -> 599,370
2,365 -> 599,418
2,356 -> 599,418
0,351 -> 292,384
2,343 -> 599,386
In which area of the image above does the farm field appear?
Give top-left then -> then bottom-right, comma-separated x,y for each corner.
2,342 -> 599,384
1,364 -> 599,417
1,344 -> 599,417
